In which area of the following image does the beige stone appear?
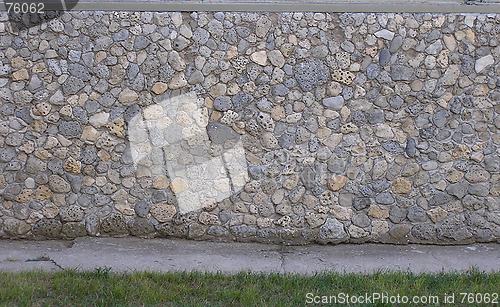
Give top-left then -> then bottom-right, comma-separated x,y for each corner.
328,175 -> 347,191
151,82 -> 168,95
12,69 -> 29,81
114,202 -> 135,216
153,175 -> 170,189
199,212 -> 219,225
118,88 -> 138,103
330,205 -> 352,221
446,169 -> 464,183
368,205 -> 389,219
170,178 -> 188,193
42,203 -> 59,219
305,212 -> 327,228
34,186 -> 52,202
169,73 -> 187,89
371,220 -> 389,238
427,207 -> 448,223
250,51 -> 267,66
392,177 -> 412,194
108,118 -> 125,138
63,157 -> 81,174
16,189 -> 33,203
81,126 -> 100,142
349,225 -> 369,238
150,202 -> 177,222
452,144 -> 470,159
33,102 -> 51,116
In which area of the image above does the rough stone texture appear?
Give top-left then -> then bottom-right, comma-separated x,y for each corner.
0,12 -> 499,246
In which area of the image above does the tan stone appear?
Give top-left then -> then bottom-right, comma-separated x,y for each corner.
34,186 -> 52,202
16,189 -> 33,203
250,51 -> 267,66
427,207 -> 448,223
371,220 -> 389,238
328,175 -> 347,191
199,212 -> 219,225
151,82 -> 168,95
42,203 -> 59,219
446,169 -> 464,183
114,202 -> 135,216
153,175 -> 170,189
108,118 -> 125,138
12,68 -> 29,81
95,51 -> 107,64
33,102 -> 51,116
332,69 -> 355,85
330,205 -> 352,221
170,178 -> 188,193
98,149 -> 111,161
270,105 -> 286,121
81,126 -> 100,142
392,177 -> 412,194
368,205 -> 389,219
305,212 -> 327,228
452,144 -> 470,159
243,214 -> 256,225
283,174 -> 299,190
150,202 -> 177,222
169,72 -> 187,89
349,225 -> 369,238
118,88 -> 138,103
63,157 -> 81,174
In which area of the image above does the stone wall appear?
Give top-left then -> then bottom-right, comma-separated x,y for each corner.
0,11 -> 499,244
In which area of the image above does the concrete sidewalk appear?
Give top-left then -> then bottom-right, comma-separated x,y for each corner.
0,238 -> 498,274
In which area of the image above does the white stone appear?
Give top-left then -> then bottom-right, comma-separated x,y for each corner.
89,112 -> 109,128
475,55 -> 494,73
250,51 -> 267,66
143,104 -> 164,120
374,29 -> 395,40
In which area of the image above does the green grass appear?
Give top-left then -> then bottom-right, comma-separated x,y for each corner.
0,268 -> 498,306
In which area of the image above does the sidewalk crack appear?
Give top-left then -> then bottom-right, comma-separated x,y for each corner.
49,258 -> 63,270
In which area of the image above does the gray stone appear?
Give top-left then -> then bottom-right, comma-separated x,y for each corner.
59,121 -> 82,137
468,183 -> 490,197
438,216 -> 473,242
318,218 -> 347,243
411,224 -> 437,241
379,48 -> 390,66
49,175 -> 71,193
62,76 -> 85,95
390,65 -> 414,81
382,141 -> 403,153
25,156 -> 46,174
32,219 -> 62,238
231,92 -> 253,111
389,36 -> 403,53
213,96 -> 233,112
294,60 -> 329,92
375,192 -> 395,205
366,64 -> 380,79
68,64 -> 91,82
322,96 -> 344,110
407,206 -> 427,223
113,29 -> 130,42
134,36 -> 151,50
60,205 -> 85,222
206,122 -> 239,145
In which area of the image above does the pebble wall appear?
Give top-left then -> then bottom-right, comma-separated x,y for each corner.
0,11 -> 499,244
